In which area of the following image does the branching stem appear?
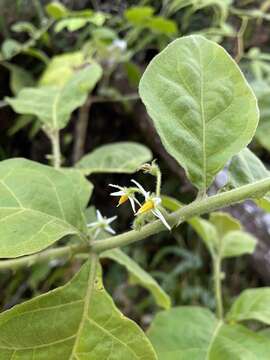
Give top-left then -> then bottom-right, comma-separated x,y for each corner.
1,177 -> 270,270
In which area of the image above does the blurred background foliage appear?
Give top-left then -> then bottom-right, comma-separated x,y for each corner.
0,0 -> 270,328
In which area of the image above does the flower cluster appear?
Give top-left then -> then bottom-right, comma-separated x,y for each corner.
110,179 -> 171,230
87,163 -> 171,239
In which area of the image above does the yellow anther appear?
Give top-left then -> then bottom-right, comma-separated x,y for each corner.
117,194 -> 129,206
137,199 -> 155,214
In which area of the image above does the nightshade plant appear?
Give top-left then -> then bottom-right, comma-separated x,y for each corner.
1,35 -> 270,359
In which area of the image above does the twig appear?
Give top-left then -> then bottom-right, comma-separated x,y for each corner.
72,97 -> 92,164
1,177 -> 270,270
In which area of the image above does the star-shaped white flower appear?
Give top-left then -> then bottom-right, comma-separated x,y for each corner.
109,184 -> 140,213
131,179 -> 171,230
87,210 -> 117,238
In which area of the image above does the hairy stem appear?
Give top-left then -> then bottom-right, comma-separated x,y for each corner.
155,167 -> 162,197
0,244 -> 90,271
91,177 -> 270,253
236,16 -> 248,63
50,130 -> 61,169
1,177 -> 270,270
213,255 -> 223,319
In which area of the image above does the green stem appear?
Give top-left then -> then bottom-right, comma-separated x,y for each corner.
0,244 -> 90,271
156,167 -> 162,197
236,16 -> 248,63
213,255 -> 223,319
91,177 -> 270,253
50,130 -> 61,169
32,0 -> 44,24
1,177 -> 270,270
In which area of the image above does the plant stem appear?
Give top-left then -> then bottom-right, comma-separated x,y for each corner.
0,244 -> 90,271
1,177 -> 270,270
213,255 -> 223,319
50,130 -> 61,169
156,167 -> 162,197
72,97 -> 92,164
32,0 -> 44,24
91,177 -> 270,253
236,16 -> 248,63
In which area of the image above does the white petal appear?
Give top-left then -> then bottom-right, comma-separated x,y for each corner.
110,190 -> 125,196
129,197 -> 136,213
96,210 -> 103,222
87,221 -> 99,228
107,215 -> 117,224
105,226 -> 116,235
131,179 -> 148,197
152,209 -> 171,230
109,184 -> 123,190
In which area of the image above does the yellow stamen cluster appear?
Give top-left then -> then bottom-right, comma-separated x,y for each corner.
137,200 -> 155,214
118,194 -> 129,206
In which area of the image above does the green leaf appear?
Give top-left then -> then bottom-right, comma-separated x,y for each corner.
11,21 -> 37,37
139,35 -> 259,191
46,1 -> 69,19
125,6 -> 154,25
76,142 -> 152,175
0,260 -> 157,359
227,288 -> 270,325
39,52 -> 85,87
229,148 -> 270,188
101,248 -> 171,310
147,17 -> 178,34
189,217 -> 218,256
6,64 -> 102,130
252,80 -> 270,151
148,306 -> 270,359
2,63 -> 35,95
0,158 -> 87,258
228,148 -> 270,211
220,230 -> 257,258
210,212 -> 241,236
1,39 -> 21,59
190,212 -> 256,259
55,18 -> 90,32
60,168 -> 93,210
209,322 -> 270,359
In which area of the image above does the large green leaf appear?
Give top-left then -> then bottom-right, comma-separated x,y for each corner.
0,260 -> 157,359
6,64 -> 102,130
61,168 -> 93,210
39,52 -> 85,87
227,288 -> 270,325
76,142 -> 152,175
101,248 -> 171,309
139,35 -> 259,191
0,158 -> 87,258
148,306 -> 270,359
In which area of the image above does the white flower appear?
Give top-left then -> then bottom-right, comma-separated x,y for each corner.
87,210 -> 117,238
131,179 -> 171,230
109,184 -> 140,213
